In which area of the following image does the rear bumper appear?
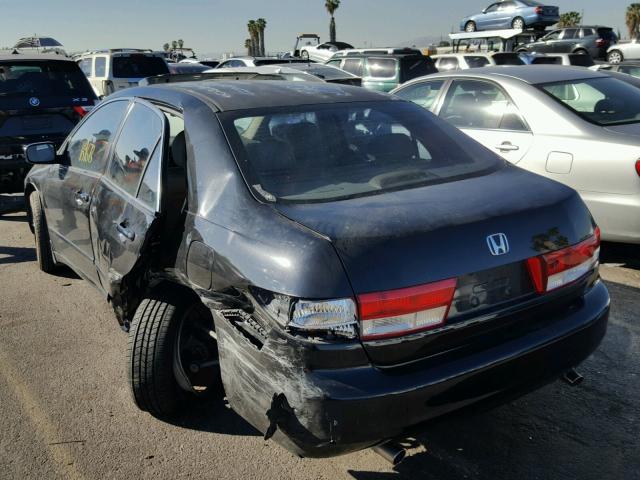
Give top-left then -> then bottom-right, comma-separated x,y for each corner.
582,191 -> 640,244
213,280 -> 609,458
525,14 -> 559,27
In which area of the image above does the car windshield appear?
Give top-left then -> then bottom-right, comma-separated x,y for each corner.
293,65 -> 357,80
493,53 -> 525,65
112,55 -> 169,78
222,101 -> 502,203
0,60 -> 95,98
540,77 -> 640,126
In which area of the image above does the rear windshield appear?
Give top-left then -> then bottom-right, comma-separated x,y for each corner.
540,77 -> 640,126
255,59 -> 312,66
112,55 -> 169,78
569,55 -> 595,67
0,60 -> 95,99
518,0 -> 543,5
222,101 -> 502,203
297,65 -> 357,80
493,53 -> 525,65
400,57 -> 436,82
597,28 -> 616,39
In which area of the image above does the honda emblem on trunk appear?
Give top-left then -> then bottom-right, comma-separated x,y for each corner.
486,233 -> 509,256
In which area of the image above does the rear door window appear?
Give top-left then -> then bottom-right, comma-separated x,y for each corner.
67,100 -> 130,173
94,57 -> 107,77
79,58 -> 92,77
439,79 -> 528,131
437,57 -> 459,71
367,58 -> 397,79
111,56 -> 169,78
464,56 -> 490,68
106,103 -> 163,196
561,29 -> 579,40
0,60 -> 96,100
341,58 -> 364,76
394,80 -> 445,110
400,57 -> 437,82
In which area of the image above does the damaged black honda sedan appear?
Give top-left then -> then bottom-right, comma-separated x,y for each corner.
23,81 -> 609,459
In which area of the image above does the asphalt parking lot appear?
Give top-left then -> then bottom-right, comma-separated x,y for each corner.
0,193 -> 638,480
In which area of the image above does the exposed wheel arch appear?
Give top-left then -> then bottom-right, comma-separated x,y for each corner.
573,48 -> 589,55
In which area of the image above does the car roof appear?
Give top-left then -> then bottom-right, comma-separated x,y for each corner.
119,79 -> 392,112
0,52 -> 74,62
425,65 -> 608,84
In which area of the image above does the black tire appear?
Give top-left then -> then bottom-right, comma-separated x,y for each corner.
607,49 -> 623,64
465,21 -> 476,32
511,17 -> 525,30
128,293 -> 220,418
301,50 -> 309,60
574,48 -> 588,55
29,191 -> 55,273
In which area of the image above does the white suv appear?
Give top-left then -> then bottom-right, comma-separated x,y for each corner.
76,49 -> 169,97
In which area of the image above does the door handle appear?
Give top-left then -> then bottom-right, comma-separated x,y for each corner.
116,220 -> 135,241
496,142 -> 519,152
74,190 -> 90,206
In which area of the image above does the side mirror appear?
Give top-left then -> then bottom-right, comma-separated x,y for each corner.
24,142 -> 57,165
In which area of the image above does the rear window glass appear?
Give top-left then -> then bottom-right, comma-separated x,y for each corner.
540,77 -> 640,126
518,0 -> 543,5
222,101 -> 501,203
597,28 -> 615,39
532,56 -> 562,65
112,56 -> 169,78
400,57 -> 437,82
367,58 -> 397,79
569,55 -> 595,67
0,60 -> 95,99
342,58 -> 364,76
95,57 -> 107,77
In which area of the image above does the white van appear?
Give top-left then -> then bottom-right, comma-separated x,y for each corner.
76,49 -> 169,97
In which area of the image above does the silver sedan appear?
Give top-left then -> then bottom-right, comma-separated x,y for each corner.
391,66 -> 640,244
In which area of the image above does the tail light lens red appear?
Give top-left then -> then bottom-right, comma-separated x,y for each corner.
535,6 -> 543,14
526,228 -> 600,294
357,278 -> 457,340
73,106 -> 92,117
635,159 -> 640,177
595,38 -> 605,47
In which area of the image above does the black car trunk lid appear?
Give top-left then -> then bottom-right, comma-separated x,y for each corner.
275,166 -> 595,365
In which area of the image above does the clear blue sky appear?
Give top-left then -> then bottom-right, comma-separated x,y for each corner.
0,0 -> 631,57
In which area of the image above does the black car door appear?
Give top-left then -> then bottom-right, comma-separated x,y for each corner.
41,99 -> 130,285
90,100 -> 167,297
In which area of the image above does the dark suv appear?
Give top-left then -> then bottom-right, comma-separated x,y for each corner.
517,26 -> 617,59
0,53 -> 97,191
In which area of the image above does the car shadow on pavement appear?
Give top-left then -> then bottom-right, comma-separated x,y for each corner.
348,279 -> 639,480
0,245 -> 36,264
600,242 -> 639,270
166,394 -> 261,437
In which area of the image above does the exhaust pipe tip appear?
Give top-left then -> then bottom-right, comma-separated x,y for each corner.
372,441 -> 407,466
563,368 -> 584,386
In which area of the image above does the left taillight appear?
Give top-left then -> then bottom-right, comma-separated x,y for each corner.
534,6 -> 543,14
357,279 -> 457,340
526,228 -> 600,294
73,105 -> 93,117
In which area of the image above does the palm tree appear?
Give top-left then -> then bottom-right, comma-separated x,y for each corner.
171,40 -> 178,50
177,39 -> 184,49
256,18 -> 267,56
163,43 -> 170,52
244,38 -> 253,56
248,20 -> 258,56
325,0 -> 341,43
626,3 -> 640,38
557,11 -> 582,28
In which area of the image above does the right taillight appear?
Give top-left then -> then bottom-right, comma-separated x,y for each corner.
526,228 -> 600,294
635,159 -> 640,177
535,6 -> 543,14
357,278 -> 457,340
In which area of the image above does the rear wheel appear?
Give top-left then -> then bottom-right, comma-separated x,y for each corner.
29,191 -> 55,273
127,292 -> 221,418
511,17 -> 525,30
465,21 -> 477,32
301,50 -> 309,60
607,50 -> 623,64
574,48 -> 589,55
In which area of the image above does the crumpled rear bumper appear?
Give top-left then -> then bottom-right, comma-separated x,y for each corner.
212,280 -> 609,458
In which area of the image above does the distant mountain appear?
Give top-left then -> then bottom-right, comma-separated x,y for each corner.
397,35 -> 449,47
